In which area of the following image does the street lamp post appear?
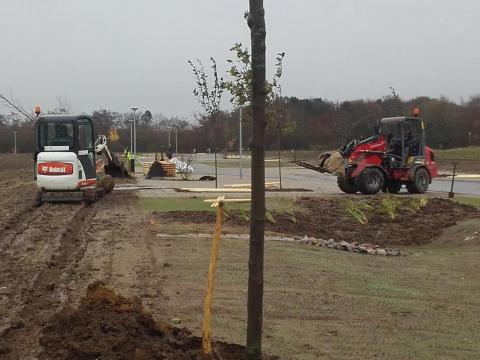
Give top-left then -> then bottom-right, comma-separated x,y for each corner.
175,129 -> 178,154
130,120 -> 133,154
130,106 -> 139,172
13,131 -> 17,154
239,107 -> 243,179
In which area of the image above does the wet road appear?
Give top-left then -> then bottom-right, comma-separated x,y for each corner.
430,178 -> 480,196
138,154 -> 480,197
195,163 -> 480,197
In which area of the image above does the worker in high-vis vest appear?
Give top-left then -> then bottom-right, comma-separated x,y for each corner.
125,149 -> 132,173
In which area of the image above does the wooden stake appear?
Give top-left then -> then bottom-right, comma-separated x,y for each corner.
202,202 -> 224,355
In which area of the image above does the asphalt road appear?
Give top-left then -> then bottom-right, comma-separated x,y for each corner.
136,154 -> 480,197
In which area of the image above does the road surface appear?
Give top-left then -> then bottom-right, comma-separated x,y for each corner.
135,154 -> 480,197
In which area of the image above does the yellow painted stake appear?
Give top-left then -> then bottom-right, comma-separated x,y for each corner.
202,201 -> 225,355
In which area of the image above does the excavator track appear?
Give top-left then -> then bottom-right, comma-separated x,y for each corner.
0,200 -> 102,358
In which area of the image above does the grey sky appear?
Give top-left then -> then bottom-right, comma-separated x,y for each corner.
1,0 -> 479,120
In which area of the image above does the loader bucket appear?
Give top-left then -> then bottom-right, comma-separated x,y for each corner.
318,151 -> 346,175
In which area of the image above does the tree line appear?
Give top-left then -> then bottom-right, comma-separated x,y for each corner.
1,94 -> 479,154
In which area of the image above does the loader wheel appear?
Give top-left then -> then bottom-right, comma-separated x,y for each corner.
337,174 -> 357,194
355,167 -> 385,195
407,168 -> 430,194
385,180 -> 402,194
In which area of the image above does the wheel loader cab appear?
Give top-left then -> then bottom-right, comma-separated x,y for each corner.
379,117 -> 425,167
35,115 -> 98,198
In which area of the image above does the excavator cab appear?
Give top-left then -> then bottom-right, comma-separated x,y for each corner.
35,115 -> 107,202
35,115 -> 97,183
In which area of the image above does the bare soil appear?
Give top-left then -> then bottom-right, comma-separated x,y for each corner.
0,154 -> 37,231
157,197 -> 479,246
40,281 -> 277,360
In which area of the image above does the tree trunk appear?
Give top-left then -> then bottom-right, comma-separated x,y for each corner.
246,1 -> 267,359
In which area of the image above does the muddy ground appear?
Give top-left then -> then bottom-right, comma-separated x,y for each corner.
0,154 -> 277,359
40,282 -> 278,360
1,154 -> 480,360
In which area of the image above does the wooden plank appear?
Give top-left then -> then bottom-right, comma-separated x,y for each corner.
203,198 -> 251,203
203,196 -> 251,208
179,188 -> 251,193
224,181 -> 280,188
224,183 -> 251,188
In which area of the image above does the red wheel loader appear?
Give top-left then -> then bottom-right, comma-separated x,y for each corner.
294,113 -> 438,195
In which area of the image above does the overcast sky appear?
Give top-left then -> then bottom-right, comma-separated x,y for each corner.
1,0 -> 479,119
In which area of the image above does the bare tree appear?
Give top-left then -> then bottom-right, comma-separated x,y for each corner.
52,96 -> 72,114
0,93 -> 36,123
246,1 -> 267,359
188,57 -> 224,187
269,56 -> 286,190
188,58 -> 223,122
224,43 -> 284,116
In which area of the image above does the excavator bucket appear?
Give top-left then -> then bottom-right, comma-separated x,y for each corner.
95,135 -> 130,178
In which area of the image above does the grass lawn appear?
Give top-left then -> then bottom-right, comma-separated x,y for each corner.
149,221 -> 480,360
434,146 -> 480,161
140,196 -> 302,213
453,196 -> 480,208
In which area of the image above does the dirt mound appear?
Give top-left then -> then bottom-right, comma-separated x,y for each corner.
40,281 -> 278,360
159,197 -> 479,246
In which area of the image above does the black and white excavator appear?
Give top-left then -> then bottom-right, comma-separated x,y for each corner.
34,111 -> 128,203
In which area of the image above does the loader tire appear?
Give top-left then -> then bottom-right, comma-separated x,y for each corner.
407,168 -> 430,194
337,174 -> 357,194
355,167 -> 385,195
385,180 -> 402,194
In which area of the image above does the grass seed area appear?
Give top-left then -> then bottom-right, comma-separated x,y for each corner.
146,218 -> 480,360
